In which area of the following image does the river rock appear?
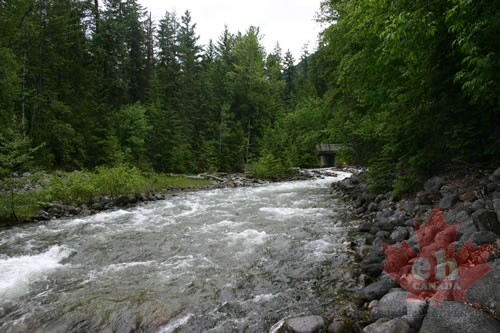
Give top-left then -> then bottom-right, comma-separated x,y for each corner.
327,319 -> 347,333
284,315 -> 326,333
359,222 -> 373,233
362,318 -> 412,333
486,181 -> 499,193
424,176 -> 444,193
439,193 -> 459,210
472,209 -> 500,234
389,227 -> 409,243
470,231 -> 497,245
492,167 -> 500,180
466,261 -> 500,314
361,264 -> 382,278
420,301 -> 500,333
471,199 -> 486,212
416,190 -> 440,205
35,209 -> 50,221
371,290 -> 408,320
361,247 -> 385,266
367,202 -> 379,212
455,211 -> 479,244
406,299 -> 428,330
360,275 -> 399,301
494,199 -> 500,223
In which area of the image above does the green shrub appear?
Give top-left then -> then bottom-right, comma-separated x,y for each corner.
252,153 -> 290,180
93,165 -> 144,197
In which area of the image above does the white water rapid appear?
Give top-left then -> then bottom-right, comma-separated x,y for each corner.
0,170 -> 358,332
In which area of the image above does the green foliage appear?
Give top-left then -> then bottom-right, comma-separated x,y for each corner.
113,103 -> 152,165
252,153 -> 290,180
46,170 -> 96,205
317,0 -> 500,193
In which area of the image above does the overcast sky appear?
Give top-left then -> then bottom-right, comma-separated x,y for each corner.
139,0 -> 324,60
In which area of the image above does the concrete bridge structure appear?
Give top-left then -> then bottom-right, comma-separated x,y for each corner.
315,144 -> 344,167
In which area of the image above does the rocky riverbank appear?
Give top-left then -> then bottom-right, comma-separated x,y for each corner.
23,168 -> 344,225
328,168 -> 500,333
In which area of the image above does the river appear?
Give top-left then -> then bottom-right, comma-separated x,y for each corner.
0,170 -> 359,332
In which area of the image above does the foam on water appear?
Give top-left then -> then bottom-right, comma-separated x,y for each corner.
157,313 -> 193,333
259,206 -> 327,217
227,229 -> 268,245
0,245 -> 75,300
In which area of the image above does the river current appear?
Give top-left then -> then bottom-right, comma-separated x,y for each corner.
0,170 -> 358,332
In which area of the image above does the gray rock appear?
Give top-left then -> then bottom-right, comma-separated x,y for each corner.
375,194 -> 387,203
420,301 -> 500,333
35,210 -> 50,221
360,275 -> 399,301
114,195 -> 130,207
362,318 -> 412,333
375,230 -> 390,239
403,202 -> 419,214
424,176 -> 444,193
407,233 -> 418,250
416,190 -> 440,205
440,184 -> 459,195
374,211 -> 391,226
439,194 -> 459,210
494,199 -> 500,224
493,167 -> 500,180
361,264 -> 382,278
406,299 -> 428,330
372,237 -> 386,248
135,192 -> 147,202
359,222 -> 373,233
390,227 -> 410,243
405,217 -> 423,227
486,182 -> 499,193
470,231 -> 498,245
466,261 -> 500,314
327,319 -> 347,333
454,212 -> 479,244
471,199 -> 486,212
367,202 -> 379,212
371,290 -> 408,320
362,247 -> 385,266
388,213 -> 406,227
284,315 -> 326,333
472,209 -> 500,234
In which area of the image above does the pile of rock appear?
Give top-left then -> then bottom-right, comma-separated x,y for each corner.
330,168 -> 500,333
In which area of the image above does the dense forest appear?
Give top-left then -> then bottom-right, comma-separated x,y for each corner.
1,0 -> 499,195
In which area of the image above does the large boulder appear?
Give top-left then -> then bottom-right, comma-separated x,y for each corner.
370,290 -> 407,320
420,301 -> 500,333
466,262 -> 500,314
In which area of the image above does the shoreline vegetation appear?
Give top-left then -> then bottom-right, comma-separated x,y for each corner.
0,165 -> 344,228
0,165 -> 214,227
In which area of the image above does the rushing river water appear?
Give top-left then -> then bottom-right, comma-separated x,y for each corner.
0,170 -> 359,332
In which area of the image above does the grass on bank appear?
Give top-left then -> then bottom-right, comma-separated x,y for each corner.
0,166 -> 211,223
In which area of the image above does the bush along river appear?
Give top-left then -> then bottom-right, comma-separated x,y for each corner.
0,169 -> 363,332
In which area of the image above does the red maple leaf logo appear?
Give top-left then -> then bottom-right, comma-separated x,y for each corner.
382,207 -> 492,305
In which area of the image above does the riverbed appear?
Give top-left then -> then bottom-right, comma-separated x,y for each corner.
0,170 -> 358,332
